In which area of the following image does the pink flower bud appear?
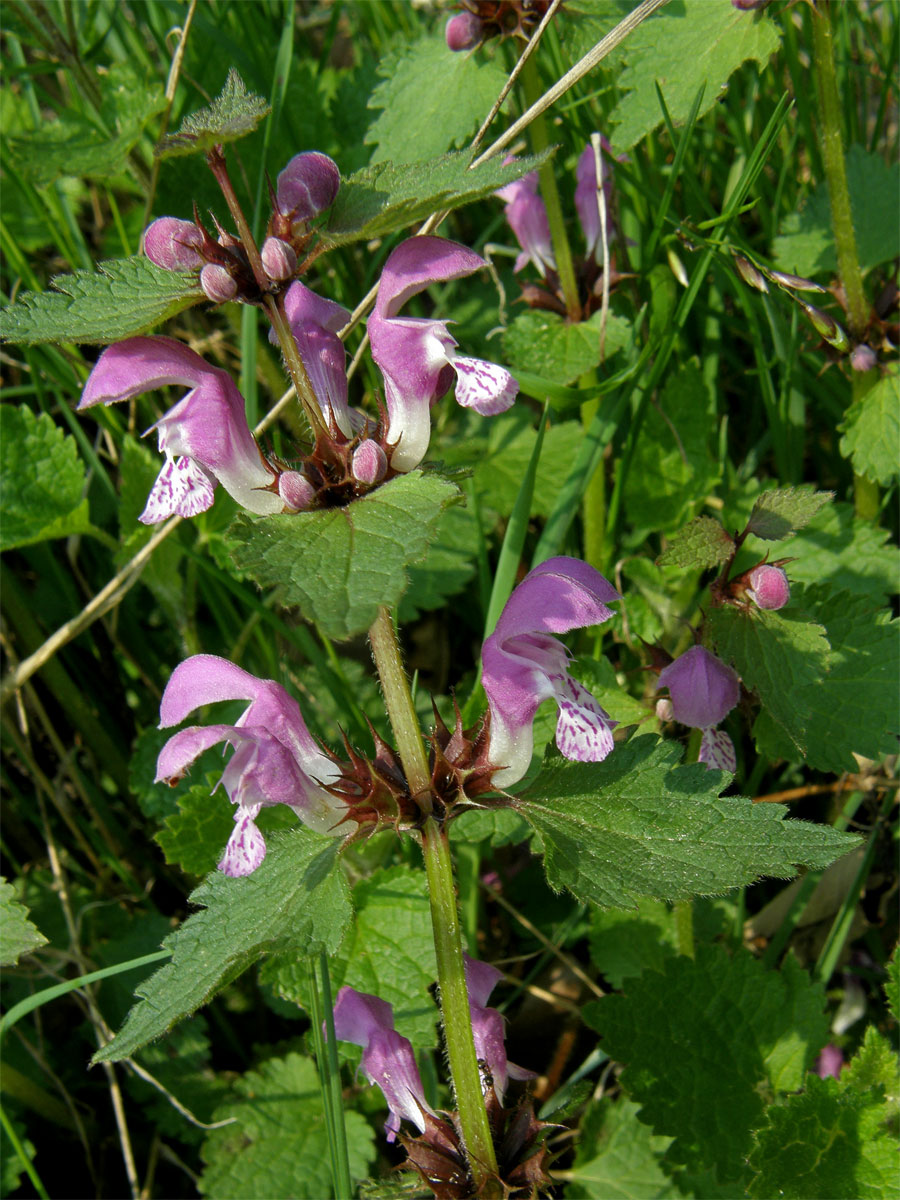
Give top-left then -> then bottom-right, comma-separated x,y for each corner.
815,1044 -> 844,1079
261,236 -> 298,282
850,344 -> 877,372
144,217 -> 205,271
747,565 -> 790,611
351,440 -> 388,486
655,697 -> 674,722
278,471 -> 317,511
445,12 -> 483,50
200,263 -> 238,304
276,152 -> 341,222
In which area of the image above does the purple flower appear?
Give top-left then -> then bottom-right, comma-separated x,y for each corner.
368,236 -> 518,472
276,282 -> 354,436
330,987 -> 436,1142
814,1043 -> 844,1079
445,11 -> 483,50
464,955 -> 534,1100
747,564 -> 790,611
657,645 -> 740,772
495,170 -> 555,277
156,655 -> 343,876
575,138 -> 618,263
275,151 -> 341,224
482,557 -> 620,788
79,337 -> 282,523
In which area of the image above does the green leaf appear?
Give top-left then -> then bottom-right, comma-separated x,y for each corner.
747,1071 -> 900,1199
584,947 -> 828,1178
321,148 -> 553,247
753,586 -> 899,773
608,0 -> 781,152
159,68 -> 270,158
366,33 -> 508,163
746,485 -> 834,541
839,371 -> 900,486
199,1053 -> 376,1198
518,735 -> 858,909
450,807 -> 533,847
657,516 -> 735,569
503,309 -> 632,388
0,877 -> 48,966
398,501 -> 478,623
775,145 -> 900,276
885,945 -> 899,1024
226,471 -> 462,640
774,501 -> 898,604
0,256 -> 203,345
705,603 -> 831,755
623,362 -> 721,533
260,865 -> 438,1049
0,405 -> 91,550
842,1026 -> 900,1105
566,1097 -> 678,1199
588,899 -> 680,991
93,828 -> 350,1062
6,62 -> 165,186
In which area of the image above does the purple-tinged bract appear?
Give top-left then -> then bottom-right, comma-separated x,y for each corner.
79,336 -> 281,523
481,557 -> 620,787
156,655 -> 343,876
369,236 -> 518,471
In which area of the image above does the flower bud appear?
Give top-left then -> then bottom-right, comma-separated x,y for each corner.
278,471 -> 317,511
799,300 -> 851,351
734,255 -> 769,293
747,564 -> 790,611
850,344 -> 877,373
445,12 -> 483,50
351,439 -> 388,486
667,247 -> 689,287
655,697 -> 674,722
276,152 -> 341,222
200,263 -> 238,303
144,217 -> 205,271
767,269 -> 826,294
261,236 -> 298,282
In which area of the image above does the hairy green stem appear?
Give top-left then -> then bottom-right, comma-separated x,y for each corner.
421,819 -> 501,1192
264,294 -> 330,441
367,609 -> 498,1191
811,2 -> 868,338
207,146 -> 269,293
519,53 -> 581,321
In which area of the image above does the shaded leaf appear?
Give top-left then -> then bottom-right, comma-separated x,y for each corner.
658,516 -> 735,569
159,68 -> 270,158
839,371 -> 900,487
0,406 -> 91,550
747,486 -> 833,541
0,877 -> 47,966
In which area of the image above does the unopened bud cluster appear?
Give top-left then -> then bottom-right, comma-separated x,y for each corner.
143,151 -> 340,304
445,0 -> 552,51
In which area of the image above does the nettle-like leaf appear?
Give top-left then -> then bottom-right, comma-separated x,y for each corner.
503,310 -> 632,388
5,61 -> 166,187
0,877 -> 48,966
839,371 -> 900,487
706,602 -> 831,755
0,256 -> 203,346
0,405 -> 91,550
746,485 -> 833,541
227,471 -> 461,639
608,0 -> 781,152
751,585 -> 899,773
321,148 -> 552,247
261,865 -> 438,1049
885,945 -> 899,1023
398,502 -> 479,623
93,828 -> 350,1062
199,1053 -> 376,1199
366,33 -> 508,164
775,500 -> 898,605
747,1054 -> 899,1199
158,68 -> 270,158
566,1097 -> 678,1200
775,144 -> 900,276
584,948 -> 828,1181
658,515 -> 735,569
517,735 -> 857,909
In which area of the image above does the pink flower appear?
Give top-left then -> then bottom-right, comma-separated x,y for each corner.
464,955 -> 534,1099
277,282 -> 354,436
574,138 -> 618,263
368,237 -> 518,471
657,645 -> 740,772
79,337 -> 281,523
482,557 -> 620,788
495,171 -> 555,277
156,655 -> 343,876
143,217 -> 205,271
